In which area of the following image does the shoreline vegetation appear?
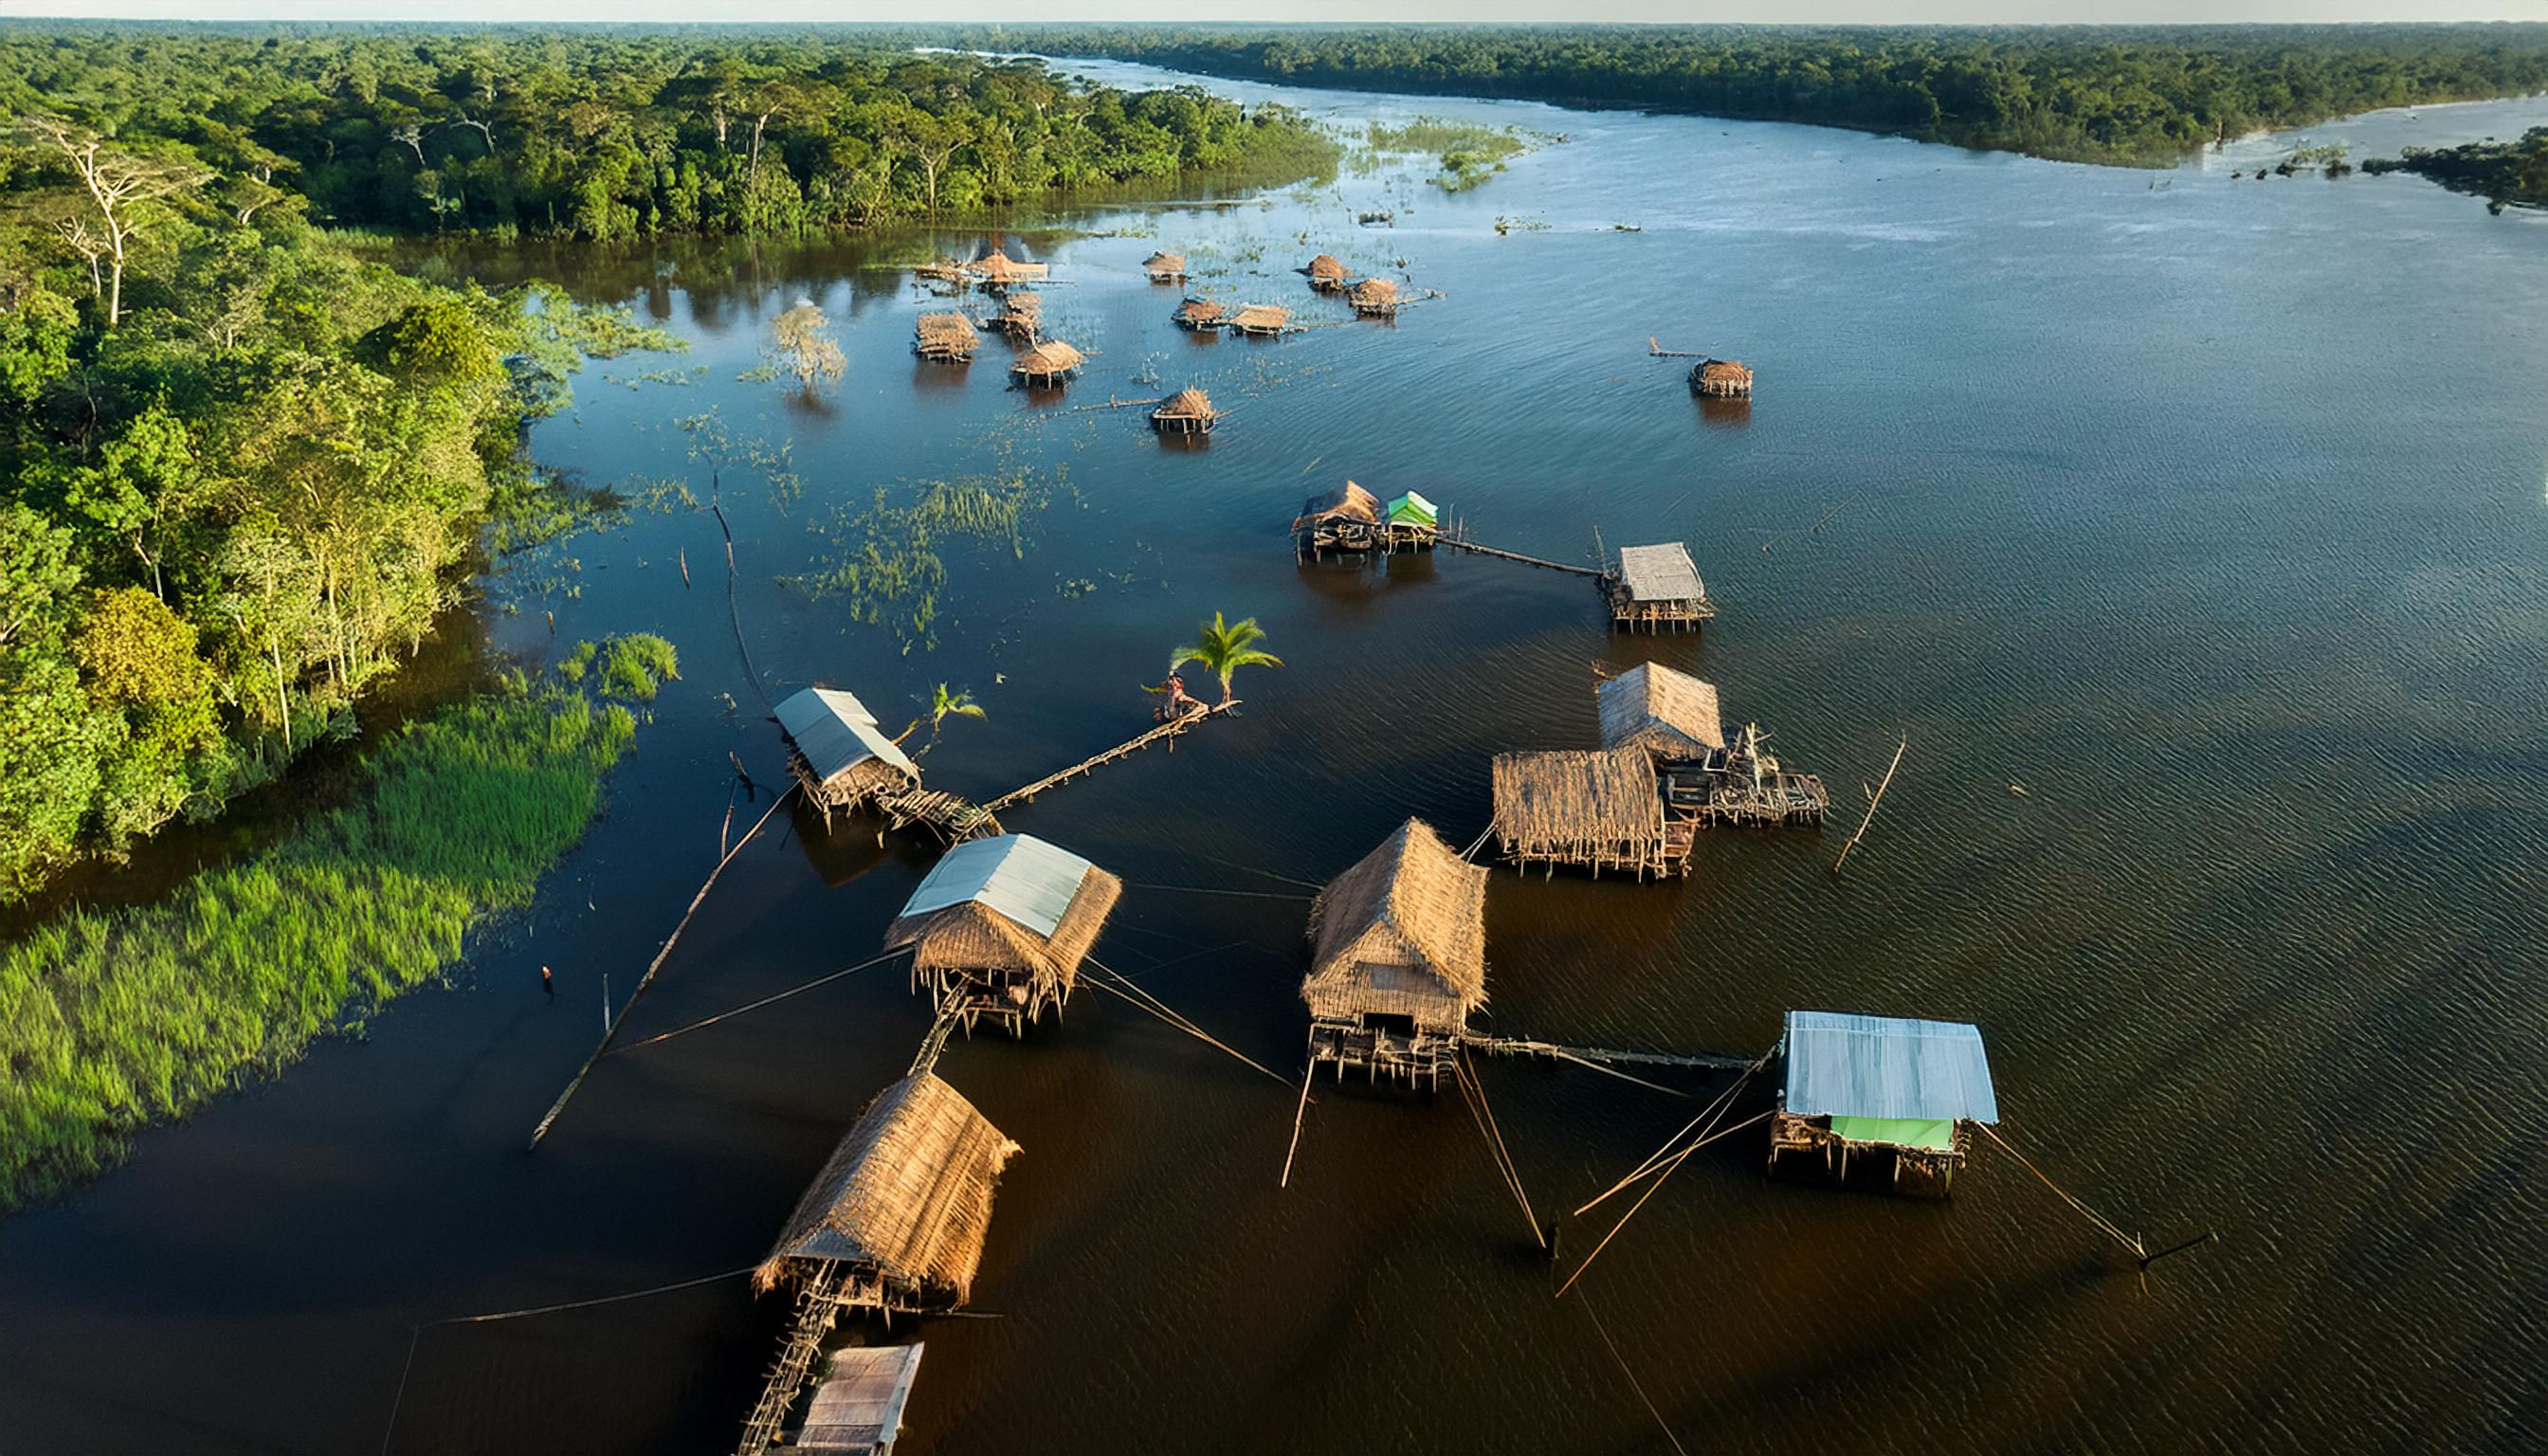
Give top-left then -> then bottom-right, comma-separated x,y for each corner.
0,641 -> 671,1211
0,27 -> 1334,902
923,23 -> 2548,169
2365,126 -> 2548,210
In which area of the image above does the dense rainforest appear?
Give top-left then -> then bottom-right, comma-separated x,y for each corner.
0,28 -> 1325,901
2367,126 -> 2548,209
924,23 -> 2548,166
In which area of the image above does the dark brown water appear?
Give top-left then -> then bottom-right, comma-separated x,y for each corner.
4,65 -> 2545,1455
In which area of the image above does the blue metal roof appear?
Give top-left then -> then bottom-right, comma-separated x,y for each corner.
1782,1010 -> 1998,1124
776,687 -> 915,783
898,834 -> 1095,938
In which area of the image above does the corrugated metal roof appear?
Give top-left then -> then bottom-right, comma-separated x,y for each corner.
777,687 -> 915,782
1783,1010 -> 1998,1124
898,835 -> 1096,938
1615,543 -> 1704,603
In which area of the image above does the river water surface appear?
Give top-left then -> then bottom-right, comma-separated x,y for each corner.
3,63 -> 2544,1456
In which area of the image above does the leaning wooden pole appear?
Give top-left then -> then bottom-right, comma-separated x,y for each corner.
527,784 -> 798,1149
1831,737 -> 1907,874
1278,1059 -> 1317,1189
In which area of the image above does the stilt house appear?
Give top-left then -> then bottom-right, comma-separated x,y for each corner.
912,313 -> 978,363
777,687 -> 921,828
1292,481 -> 1383,557
1769,1010 -> 1996,1197
1689,358 -> 1755,397
1305,254 -> 1348,291
1143,250 -> 1188,282
1151,386 -> 1220,435
883,834 -> 1122,1035
1379,490 -> 1440,551
1010,339 -> 1084,388
1489,746 -> 1692,878
1174,298 -> 1227,330
1605,543 -> 1716,632
1228,303 -> 1292,337
966,251 -> 1046,290
989,291 -> 1041,340
1347,278 -> 1399,317
1302,819 -> 1488,1087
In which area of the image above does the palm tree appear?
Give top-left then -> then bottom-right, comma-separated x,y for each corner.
1169,611 -> 1282,704
897,682 -> 986,750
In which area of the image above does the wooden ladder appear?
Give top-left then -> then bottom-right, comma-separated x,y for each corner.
733,1264 -> 847,1455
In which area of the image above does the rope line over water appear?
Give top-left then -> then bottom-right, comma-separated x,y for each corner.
610,949 -> 907,1056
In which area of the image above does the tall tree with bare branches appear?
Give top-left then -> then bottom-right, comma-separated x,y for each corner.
20,114 -> 209,326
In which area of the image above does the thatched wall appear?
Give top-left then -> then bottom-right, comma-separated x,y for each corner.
1292,481 -> 1381,533
1302,818 -> 1487,1033
1490,747 -> 1664,856
1597,663 -> 1725,759
883,865 -> 1123,991
757,1071 -> 1020,1305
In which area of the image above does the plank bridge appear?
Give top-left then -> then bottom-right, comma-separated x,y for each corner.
1463,1033 -> 1754,1073
981,701 -> 1233,813
733,1263 -> 846,1455
1439,532 -> 1605,578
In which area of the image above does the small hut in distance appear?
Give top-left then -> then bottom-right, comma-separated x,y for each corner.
989,291 -> 1041,340
1151,386 -> 1221,435
1690,358 -> 1755,398
755,1071 -> 1019,1313
1304,254 -> 1348,292
913,313 -> 978,363
1292,480 -> 1382,558
1143,250 -> 1188,282
1010,339 -> 1085,388
1174,298 -> 1227,330
1770,1010 -> 1997,1197
1348,278 -> 1399,318
1596,664 -> 1826,827
967,251 -> 1047,291
1605,542 -> 1717,633
883,833 -> 1122,1035
776,687 -> 920,829
1597,662 -> 1724,763
1302,818 -> 1488,1087
1229,304 -> 1292,337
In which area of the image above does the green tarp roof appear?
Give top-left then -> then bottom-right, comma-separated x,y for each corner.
1385,491 -> 1437,525
1828,1116 -> 1957,1151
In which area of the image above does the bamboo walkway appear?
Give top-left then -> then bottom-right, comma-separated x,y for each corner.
732,1262 -> 846,1455
1464,1034 -> 1754,1073
981,701 -> 1233,813
874,786 -> 1003,845
1439,533 -> 1604,577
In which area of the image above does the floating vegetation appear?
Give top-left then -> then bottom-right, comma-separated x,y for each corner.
736,363 -> 781,383
1364,118 -> 1545,192
607,364 -> 710,389
790,469 -> 1072,651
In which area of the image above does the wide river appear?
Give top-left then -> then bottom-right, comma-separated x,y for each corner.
4,60 -> 2544,1455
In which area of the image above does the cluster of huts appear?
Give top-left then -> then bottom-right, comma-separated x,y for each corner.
1290,480 -> 1441,558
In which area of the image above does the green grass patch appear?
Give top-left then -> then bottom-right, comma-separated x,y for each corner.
0,645 -> 665,1211
1365,117 -> 1539,191
789,471 -> 1065,652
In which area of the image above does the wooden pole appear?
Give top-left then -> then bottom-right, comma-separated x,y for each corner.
1279,1058 -> 1317,1188
1831,737 -> 1907,873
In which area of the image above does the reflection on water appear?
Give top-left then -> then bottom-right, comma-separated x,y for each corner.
1,64 -> 2545,1456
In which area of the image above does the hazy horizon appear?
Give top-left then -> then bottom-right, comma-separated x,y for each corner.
6,3 -> 2545,27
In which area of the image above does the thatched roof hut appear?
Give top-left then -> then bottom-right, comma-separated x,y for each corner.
1690,358 -> 1754,397
777,687 -> 920,827
989,290 -> 1042,339
755,1071 -> 1019,1309
1143,250 -> 1188,282
1010,338 -> 1084,387
1597,662 -> 1725,761
1490,746 -> 1686,878
1174,297 -> 1227,330
1151,385 -> 1220,434
884,833 -> 1122,1032
913,312 -> 979,362
1228,303 -> 1291,337
1305,254 -> 1348,291
967,251 -> 1047,288
1291,482 -> 1381,555
1347,278 -> 1399,317
916,255 -> 970,288
1303,819 -> 1488,1037
1607,542 -> 1715,632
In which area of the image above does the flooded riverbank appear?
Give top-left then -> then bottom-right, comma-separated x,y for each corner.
1,65 -> 2542,1455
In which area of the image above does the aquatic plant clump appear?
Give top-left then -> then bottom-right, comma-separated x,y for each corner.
789,472 -> 1065,651
0,644 -> 667,1211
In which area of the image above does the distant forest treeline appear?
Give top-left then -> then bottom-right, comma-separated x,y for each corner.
0,27 -> 1329,238
919,23 -> 2548,166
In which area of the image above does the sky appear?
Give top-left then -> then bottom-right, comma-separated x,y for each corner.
3,2 -> 2542,23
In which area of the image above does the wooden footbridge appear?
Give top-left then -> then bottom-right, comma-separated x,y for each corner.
1465,1033 -> 1753,1074
1438,533 -> 1604,577
980,701 -> 1234,813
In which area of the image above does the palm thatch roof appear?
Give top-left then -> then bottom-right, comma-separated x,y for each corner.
1490,747 -> 1664,853
1303,819 -> 1488,1033
1143,250 -> 1188,277
967,251 -> 1047,284
883,833 -> 1122,988
1291,480 -> 1381,533
1305,253 -> 1347,283
1597,663 -> 1725,759
917,255 -> 969,284
1174,297 -> 1227,327
914,312 -> 979,359
1695,358 -> 1753,389
1010,339 -> 1085,379
1228,303 -> 1291,335
756,1071 -> 1020,1306
1152,386 -> 1217,422
1347,278 -> 1399,313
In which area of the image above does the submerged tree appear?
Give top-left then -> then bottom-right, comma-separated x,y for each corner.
768,300 -> 846,391
1170,611 -> 1282,704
